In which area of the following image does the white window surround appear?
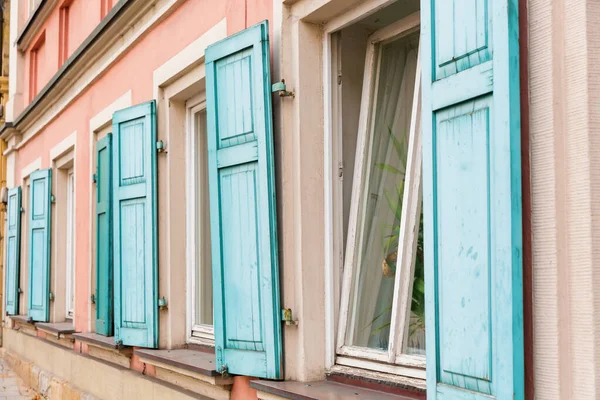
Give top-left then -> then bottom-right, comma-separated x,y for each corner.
87,90 -> 132,332
321,0 -> 425,380
66,168 -> 75,318
152,18 -> 227,348
51,138 -> 76,324
185,94 -> 214,346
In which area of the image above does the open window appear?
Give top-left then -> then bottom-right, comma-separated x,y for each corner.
327,2 -> 424,377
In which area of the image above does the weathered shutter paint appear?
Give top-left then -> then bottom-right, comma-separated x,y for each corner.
5,187 -> 22,315
112,101 -> 158,348
205,20 -> 282,379
28,169 -> 52,322
422,1 -> 524,399
96,134 -> 113,336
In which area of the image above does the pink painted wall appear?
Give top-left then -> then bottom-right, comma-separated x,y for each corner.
66,0 -> 100,58
23,0 -> 111,103
14,1 -> 272,398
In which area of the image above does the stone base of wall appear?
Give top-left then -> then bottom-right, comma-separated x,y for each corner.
2,328 -> 207,400
2,348 -> 97,400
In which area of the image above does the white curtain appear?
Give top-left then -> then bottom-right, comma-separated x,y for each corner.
348,36 -> 418,350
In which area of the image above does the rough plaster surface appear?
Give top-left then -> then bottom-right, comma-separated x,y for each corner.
529,0 -> 600,398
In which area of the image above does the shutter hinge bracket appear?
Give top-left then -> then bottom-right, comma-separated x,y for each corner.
49,292 -> 54,301
116,339 -> 124,349
158,297 -> 168,310
90,294 -> 96,304
156,140 -> 167,153
50,195 -> 56,203
92,173 -> 97,183
272,80 -> 295,98
281,308 -> 298,326
17,288 -> 22,294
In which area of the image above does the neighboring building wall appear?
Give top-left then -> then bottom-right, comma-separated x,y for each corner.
528,0 -> 600,398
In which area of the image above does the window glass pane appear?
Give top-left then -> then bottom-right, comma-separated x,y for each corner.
345,32 -> 419,351
67,170 -> 75,317
406,209 -> 424,355
194,109 -> 213,326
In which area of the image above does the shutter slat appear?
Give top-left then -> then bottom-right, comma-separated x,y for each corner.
96,134 -> 113,336
28,169 -> 52,322
422,0 -> 524,398
5,187 -> 22,315
206,20 -> 283,379
112,101 -> 158,348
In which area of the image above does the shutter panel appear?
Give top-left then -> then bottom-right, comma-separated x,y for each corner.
422,1 -> 524,399
112,101 -> 158,348
205,20 -> 282,379
28,169 -> 52,322
96,134 -> 113,336
5,187 -> 22,315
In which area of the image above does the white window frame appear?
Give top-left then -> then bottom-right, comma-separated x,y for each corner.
65,168 -> 75,319
185,92 -> 214,346
323,7 -> 425,379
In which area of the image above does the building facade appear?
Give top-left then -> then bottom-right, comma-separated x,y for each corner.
0,0 -> 599,399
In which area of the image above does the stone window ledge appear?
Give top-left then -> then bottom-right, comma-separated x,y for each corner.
72,332 -> 125,349
35,321 -> 76,338
72,332 -> 133,368
251,380 -> 424,400
9,315 -> 37,336
134,348 -> 234,391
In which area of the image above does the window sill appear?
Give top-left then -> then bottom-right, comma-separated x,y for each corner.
9,315 -> 36,336
72,332 -> 133,368
35,321 -> 76,337
251,380 -> 424,400
72,332 -> 123,349
135,348 -> 233,391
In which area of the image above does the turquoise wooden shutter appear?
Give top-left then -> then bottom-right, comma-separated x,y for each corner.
205,20 -> 282,379
5,186 -> 22,315
96,134 -> 113,336
112,101 -> 158,348
422,1 -> 524,399
28,169 -> 52,322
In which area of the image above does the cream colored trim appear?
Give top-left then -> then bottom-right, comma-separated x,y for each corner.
50,131 -> 77,161
20,157 -> 41,181
54,149 -> 75,170
153,18 -> 226,349
13,0 -> 186,149
152,18 -> 227,96
87,91 -> 133,332
89,91 -> 132,134
18,0 -> 60,52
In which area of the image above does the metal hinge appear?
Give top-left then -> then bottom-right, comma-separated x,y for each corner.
50,195 -> 56,203
281,308 -> 298,326
49,292 -> 54,301
116,339 -> 124,350
158,297 -> 168,310
156,140 -> 166,153
272,79 -> 295,98
92,173 -> 97,183
90,294 -> 96,304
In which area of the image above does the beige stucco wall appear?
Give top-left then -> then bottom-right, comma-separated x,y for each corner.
2,328 -> 199,400
528,0 -> 600,398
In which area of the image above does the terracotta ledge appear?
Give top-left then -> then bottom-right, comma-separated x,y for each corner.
326,366 -> 426,399
72,332 -> 126,349
251,380 -> 423,400
134,349 -> 219,377
35,321 -> 77,337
